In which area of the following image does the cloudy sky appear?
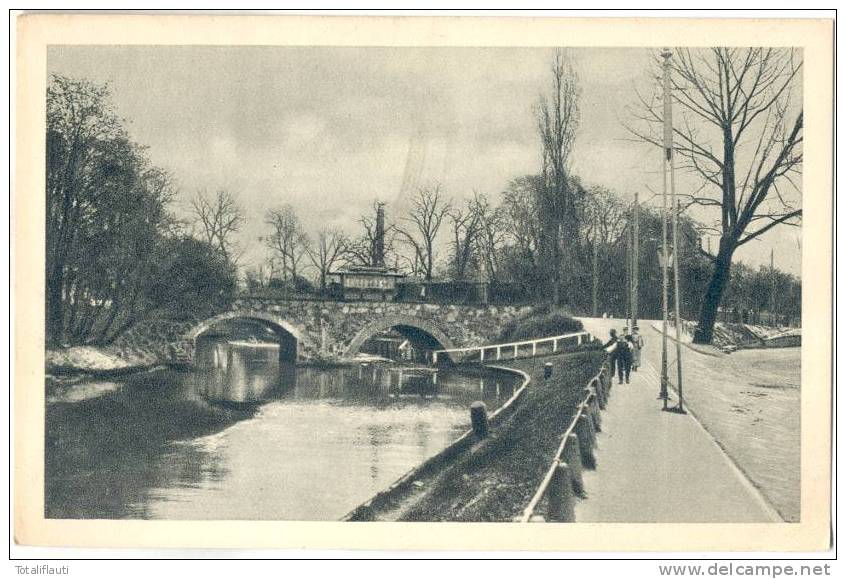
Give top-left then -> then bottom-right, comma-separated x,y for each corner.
47,46 -> 802,276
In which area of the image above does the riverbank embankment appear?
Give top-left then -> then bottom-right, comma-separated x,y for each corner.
346,348 -> 605,522
46,345 -> 162,385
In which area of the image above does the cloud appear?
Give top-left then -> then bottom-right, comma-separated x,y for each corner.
47,45 -> 800,276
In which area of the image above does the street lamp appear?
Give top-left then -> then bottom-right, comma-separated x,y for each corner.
659,47 -> 686,415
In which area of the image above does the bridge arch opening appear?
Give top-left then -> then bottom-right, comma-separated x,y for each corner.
188,312 -> 302,364
345,317 -> 457,364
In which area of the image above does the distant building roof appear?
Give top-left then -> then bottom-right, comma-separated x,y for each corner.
331,265 -> 406,278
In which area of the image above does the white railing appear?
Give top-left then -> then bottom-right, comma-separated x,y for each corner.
519,363 -> 610,522
432,331 -> 592,364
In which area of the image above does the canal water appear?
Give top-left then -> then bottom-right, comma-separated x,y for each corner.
45,341 -> 520,520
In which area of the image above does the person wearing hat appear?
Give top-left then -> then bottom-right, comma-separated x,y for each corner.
603,329 -> 619,376
631,325 -> 644,372
616,332 -> 633,384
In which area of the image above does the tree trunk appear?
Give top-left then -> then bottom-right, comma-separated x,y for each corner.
539,220 -> 559,305
591,240 -> 598,317
45,269 -> 65,347
694,241 -> 735,344
553,224 -> 562,305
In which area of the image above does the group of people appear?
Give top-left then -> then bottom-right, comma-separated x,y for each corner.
603,326 -> 644,384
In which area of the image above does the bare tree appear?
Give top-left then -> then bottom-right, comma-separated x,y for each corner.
396,185 -> 452,281
581,186 -> 629,317
536,49 -> 581,305
501,175 -> 544,271
264,204 -> 310,284
628,48 -> 802,343
191,189 -> 245,263
447,193 -> 484,281
306,228 -> 348,293
581,185 -> 628,248
474,193 -> 509,282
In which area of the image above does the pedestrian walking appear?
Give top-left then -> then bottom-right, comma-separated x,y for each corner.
631,325 -> 644,372
603,329 -> 619,376
617,334 -> 633,384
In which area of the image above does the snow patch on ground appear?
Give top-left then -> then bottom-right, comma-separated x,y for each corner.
46,345 -> 156,375
649,321 -> 693,343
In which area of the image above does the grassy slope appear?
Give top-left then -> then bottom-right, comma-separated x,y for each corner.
400,350 -> 604,522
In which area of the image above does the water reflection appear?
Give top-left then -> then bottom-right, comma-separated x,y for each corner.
46,340 -> 518,520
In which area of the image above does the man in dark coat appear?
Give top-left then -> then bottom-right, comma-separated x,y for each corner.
617,335 -> 634,384
603,329 -> 618,376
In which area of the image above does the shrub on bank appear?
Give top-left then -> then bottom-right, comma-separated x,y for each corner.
497,306 -> 584,343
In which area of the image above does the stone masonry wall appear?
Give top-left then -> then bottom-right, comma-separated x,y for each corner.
111,297 -> 536,364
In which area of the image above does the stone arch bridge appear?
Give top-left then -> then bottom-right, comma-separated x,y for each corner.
156,296 -> 536,364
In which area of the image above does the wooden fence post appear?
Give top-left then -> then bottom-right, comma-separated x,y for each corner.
584,390 -> 601,432
564,433 -> 585,498
575,413 -> 597,469
470,401 -> 489,438
596,377 -> 608,409
547,462 -> 575,522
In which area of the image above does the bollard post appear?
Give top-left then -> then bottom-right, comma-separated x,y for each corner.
586,411 -> 598,447
470,401 -> 489,438
593,377 -> 606,409
585,391 -> 602,432
564,433 -> 586,498
544,362 -> 553,381
575,413 -> 597,469
547,462 -> 576,522
598,377 -> 608,409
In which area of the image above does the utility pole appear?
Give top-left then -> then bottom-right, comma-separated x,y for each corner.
659,49 -> 672,407
632,192 -> 640,329
626,223 -> 633,330
592,232 -> 598,317
670,123 -> 685,414
664,48 -> 686,414
770,248 -> 776,325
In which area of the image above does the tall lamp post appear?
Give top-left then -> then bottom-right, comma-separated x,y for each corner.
658,49 -> 672,407
632,192 -> 640,329
661,47 -> 686,414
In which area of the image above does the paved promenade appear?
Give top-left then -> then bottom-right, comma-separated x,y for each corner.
575,318 -> 782,523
